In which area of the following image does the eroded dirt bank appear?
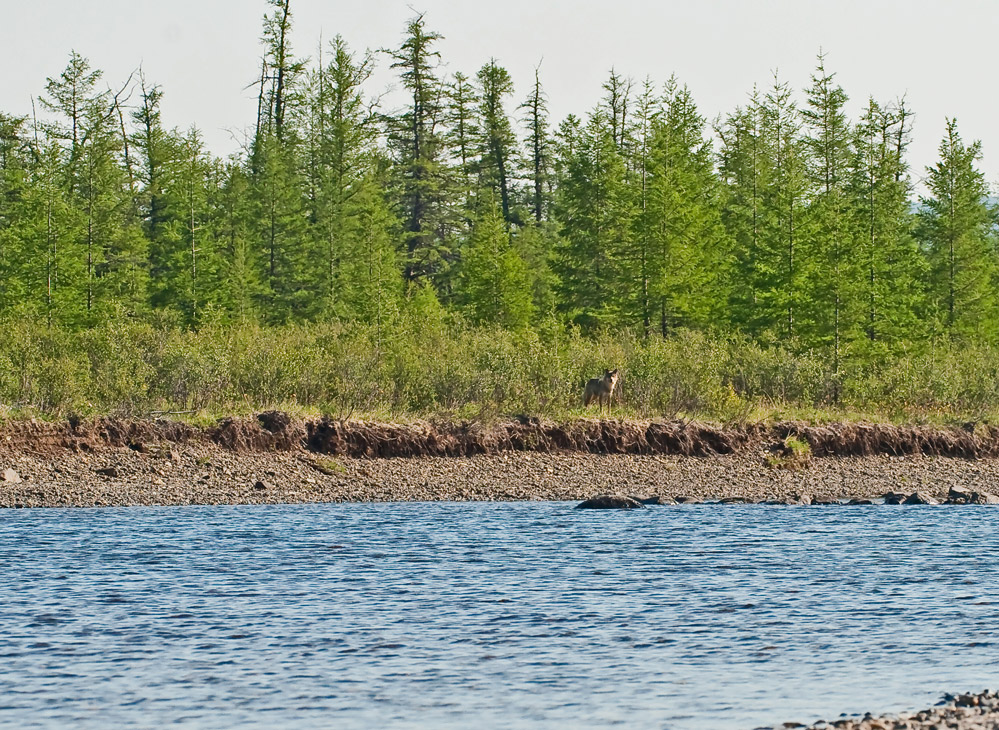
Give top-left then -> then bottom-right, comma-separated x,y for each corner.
3,414 -> 999,507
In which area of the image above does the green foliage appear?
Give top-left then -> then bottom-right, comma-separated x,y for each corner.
458,202 -> 533,329
918,119 -> 999,339
3,320 -> 999,424
4,19 -> 999,425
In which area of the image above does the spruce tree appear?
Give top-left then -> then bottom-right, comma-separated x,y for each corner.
757,76 -> 808,340
385,14 -> 448,286
474,59 -> 518,226
520,67 -> 551,224
643,78 -> 727,336
918,119 -> 998,339
800,54 -> 856,376
716,94 -> 765,334
458,200 -> 533,329
553,112 -> 635,329
303,35 -> 378,316
849,98 -> 923,346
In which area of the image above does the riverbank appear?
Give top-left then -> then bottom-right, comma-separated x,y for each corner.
765,690 -> 999,730
4,415 -> 999,507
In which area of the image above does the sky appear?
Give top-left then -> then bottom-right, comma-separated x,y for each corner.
3,0 -> 998,191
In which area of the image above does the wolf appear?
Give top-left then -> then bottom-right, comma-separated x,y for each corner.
583,369 -> 620,411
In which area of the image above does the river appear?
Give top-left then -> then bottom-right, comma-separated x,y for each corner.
2,502 -> 997,728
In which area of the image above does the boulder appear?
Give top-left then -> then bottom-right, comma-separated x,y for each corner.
1,468 -> 21,484
882,491 -> 907,505
947,485 -> 974,504
630,495 -> 663,505
845,498 -> 874,505
253,480 -> 275,491
969,491 -> 999,505
719,496 -> 754,504
903,491 -> 939,505
95,466 -> 121,478
575,494 -> 644,510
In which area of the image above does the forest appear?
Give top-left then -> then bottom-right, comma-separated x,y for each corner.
1,1 -> 998,422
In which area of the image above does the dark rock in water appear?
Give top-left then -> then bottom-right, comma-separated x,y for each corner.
95,466 -> 120,478
882,491 -> 907,505
576,494 -> 644,509
720,496 -> 754,504
1,468 -> 21,484
674,496 -> 700,504
788,493 -> 812,505
944,485 -> 999,505
844,498 -> 874,505
811,498 -> 839,506
903,491 -> 939,505
630,494 -> 662,505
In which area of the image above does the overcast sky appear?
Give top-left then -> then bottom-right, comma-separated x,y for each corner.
3,0 -> 998,191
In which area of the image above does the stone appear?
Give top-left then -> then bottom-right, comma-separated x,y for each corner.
972,491 -> 999,504
1,468 -> 21,484
96,466 -> 121,478
903,491 -> 939,505
630,495 -> 662,505
948,485 -> 973,503
882,492 -> 907,505
253,480 -> 275,491
575,494 -> 644,509
720,496 -> 754,504
845,498 -> 874,505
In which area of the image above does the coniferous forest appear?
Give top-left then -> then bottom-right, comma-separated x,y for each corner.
2,2 -> 999,421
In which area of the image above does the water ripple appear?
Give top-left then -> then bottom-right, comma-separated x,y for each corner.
1,503 -> 998,728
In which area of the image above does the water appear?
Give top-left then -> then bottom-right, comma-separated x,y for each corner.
2,502 -> 998,729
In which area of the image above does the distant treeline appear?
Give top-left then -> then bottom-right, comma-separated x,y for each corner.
1,1 -> 997,376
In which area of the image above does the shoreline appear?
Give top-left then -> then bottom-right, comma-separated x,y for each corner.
5,428 -> 999,508
767,690 -> 999,730
4,415 -> 999,508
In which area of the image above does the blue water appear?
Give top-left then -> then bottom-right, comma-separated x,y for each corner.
1,503 -> 998,729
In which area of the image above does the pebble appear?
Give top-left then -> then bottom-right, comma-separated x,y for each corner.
769,689 -> 999,730
4,445 -> 999,510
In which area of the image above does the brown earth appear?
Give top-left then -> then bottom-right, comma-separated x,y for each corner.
3,415 -> 999,508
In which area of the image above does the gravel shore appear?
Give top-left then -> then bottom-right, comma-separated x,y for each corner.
762,690 -> 999,730
4,437 -> 999,507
